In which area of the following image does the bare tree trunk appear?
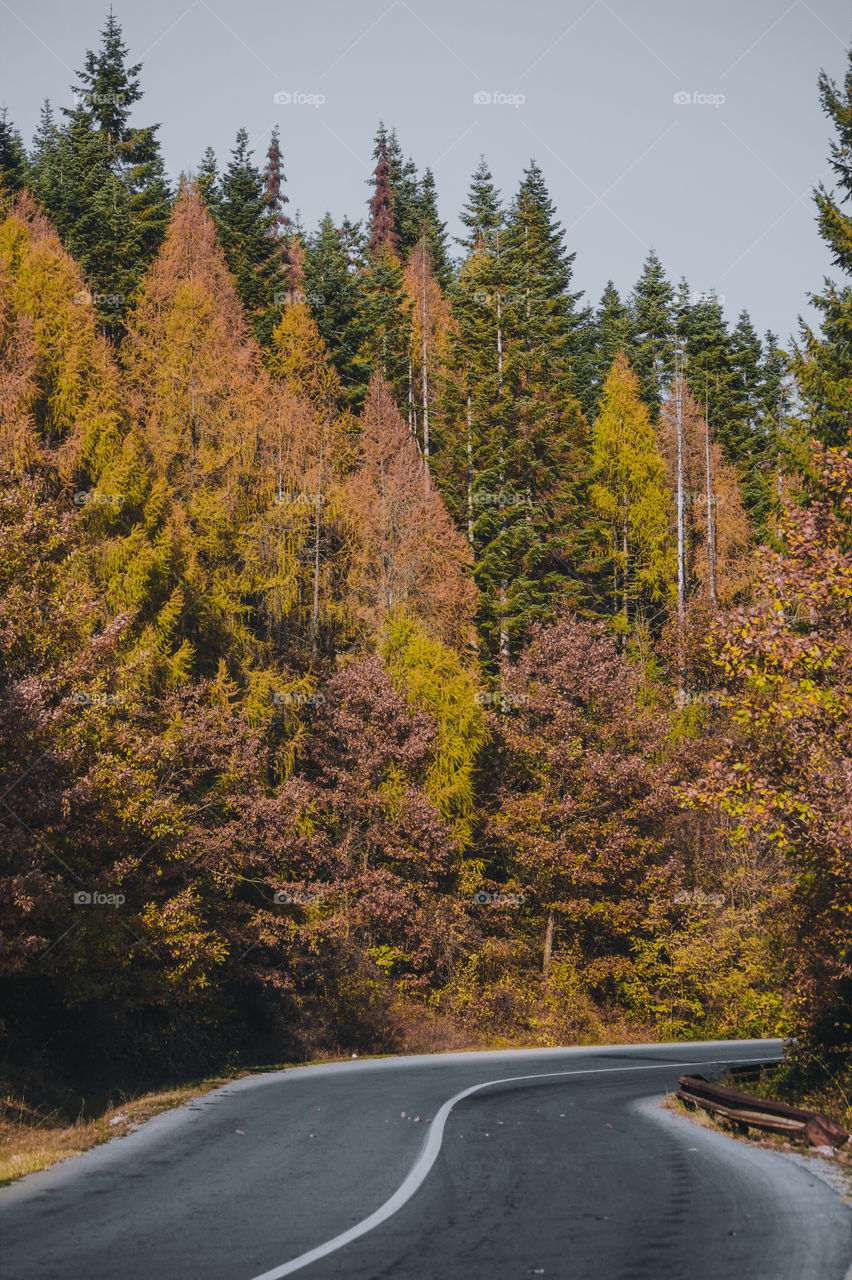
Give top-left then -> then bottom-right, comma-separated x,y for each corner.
421,241 -> 430,495
704,391 -> 717,606
676,365 -> 685,704
310,435 -> 324,657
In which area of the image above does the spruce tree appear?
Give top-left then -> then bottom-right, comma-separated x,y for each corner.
386,128 -> 421,254
418,168 -> 451,288
630,249 -> 675,418
359,241 -> 413,406
367,123 -> 401,257
795,45 -> 852,445
0,110 -> 28,192
456,156 -> 503,252
584,280 -> 633,418
303,213 -> 370,409
67,11 -> 170,267
217,127 -> 290,347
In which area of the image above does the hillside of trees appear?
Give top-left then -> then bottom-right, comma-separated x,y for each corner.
1,15 -> 850,1110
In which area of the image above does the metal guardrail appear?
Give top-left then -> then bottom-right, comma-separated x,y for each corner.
677,1074 -> 849,1149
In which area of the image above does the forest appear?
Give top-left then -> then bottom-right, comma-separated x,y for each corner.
0,13 -> 850,1111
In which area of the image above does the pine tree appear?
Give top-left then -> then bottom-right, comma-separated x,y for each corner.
195,145 -> 220,210
67,12 -> 170,273
386,128 -> 421,254
590,352 -> 674,633
303,213 -> 370,410
794,46 -> 852,445
418,168 -> 451,288
217,127 -> 290,347
585,280 -> 633,417
260,127 -> 290,241
0,110 -> 28,192
456,156 -> 503,252
30,109 -> 140,340
360,240 -> 413,406
502,161 -> 587,392
630,249 -> 675,418
367,123 -> 401,257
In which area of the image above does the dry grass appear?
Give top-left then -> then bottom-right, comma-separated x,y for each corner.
0,1077 -> 240,1186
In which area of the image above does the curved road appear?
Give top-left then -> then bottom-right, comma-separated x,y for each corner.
1,1040 -> 850,1279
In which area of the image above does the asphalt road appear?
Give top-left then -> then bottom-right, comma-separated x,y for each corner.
1,1039 -> 850,1280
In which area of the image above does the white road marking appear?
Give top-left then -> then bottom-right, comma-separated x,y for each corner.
246,1055 -> 760,1279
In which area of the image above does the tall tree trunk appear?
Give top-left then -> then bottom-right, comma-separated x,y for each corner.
310,435 -> 324,656
466,389 -> 474,546
676,366 -> 685,704
421,239 -> 430,494
704,392 -> 717,605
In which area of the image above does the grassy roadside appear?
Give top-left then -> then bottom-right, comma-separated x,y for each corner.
665,1063 -> 852,1188
0,1045 -> 487,1187
0,1075 -> 248,1187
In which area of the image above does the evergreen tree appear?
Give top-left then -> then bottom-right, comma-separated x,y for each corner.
630,249 -> 675,418
66,11 -> 170,267
456,156 -> 503,252
263,126 -> 291,243
386,128 -> 421,254
418,167 -> 451,288
196,145 -> 220,210
0,110 -> 28,192
795,46 -> 852,445
217,127 -> 290,347
303,213 -> 370,410
31,108 -> 140,340
359,241 -> 413,406
367,123 -> 400,257
502,161 -> 587,388
584,280 -> 633,418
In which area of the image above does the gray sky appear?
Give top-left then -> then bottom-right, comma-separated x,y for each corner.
2,0 -> 850,344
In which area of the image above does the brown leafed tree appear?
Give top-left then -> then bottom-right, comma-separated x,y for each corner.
402,238 -> 452,464
344,373 -> 477,650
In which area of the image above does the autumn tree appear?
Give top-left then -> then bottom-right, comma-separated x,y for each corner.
590,352 -> 674,633
344,373 -> 477,650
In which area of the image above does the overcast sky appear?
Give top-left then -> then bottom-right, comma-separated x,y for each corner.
2,0 -> 849,344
